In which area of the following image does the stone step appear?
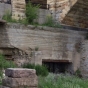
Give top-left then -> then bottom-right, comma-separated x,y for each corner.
2,77 -> 38,87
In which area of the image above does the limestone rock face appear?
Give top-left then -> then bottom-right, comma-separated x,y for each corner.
5,68 -> 36,78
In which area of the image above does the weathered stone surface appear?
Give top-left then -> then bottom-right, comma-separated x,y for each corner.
80,40 -> 88,77
12,87 -> 37,88
62,0 -> 88,28
5,68 -> 36,78
5,23 -> 85,71
2,76 -> 38,87
10,0 -> 88,28
11,0 -> 26,20
0,86 -> 10,88
0,3 -> 11,20
1,0 -> 88,28
0,85 -> 37,88
31,0 -> 78,23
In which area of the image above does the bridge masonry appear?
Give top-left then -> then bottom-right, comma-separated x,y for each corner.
11,0 -> 78,23
1,0 -> 88,28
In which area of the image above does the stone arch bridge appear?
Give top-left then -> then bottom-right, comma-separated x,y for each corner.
0,0 -> 88,77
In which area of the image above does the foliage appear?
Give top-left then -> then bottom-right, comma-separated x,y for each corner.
26,2 -> 40,24
35,64 -> 49,76
42,15 -> 62,28
2,11 -> 29,25
0,54 -> 16,69
0,54 -> 16,85
18,18 -> 29,25
3,2 -> 39,25
0,71 -> 3,81
74,69 -> 82,77
2,3 -> 62,29
43,15 -> 54,27
2,5 -> 62,28
22,63 -> 49,76
23,63 -> 35,69
38,73 -> 88,88
2,11 -> 17,23
34,47 -> 39,51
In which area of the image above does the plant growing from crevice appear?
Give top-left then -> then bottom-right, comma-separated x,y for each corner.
74,69 -> 82,78
29,47 -> 39,57
34,47 -> 39,51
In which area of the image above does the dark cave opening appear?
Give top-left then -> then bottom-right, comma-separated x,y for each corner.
42,60 -> 73,73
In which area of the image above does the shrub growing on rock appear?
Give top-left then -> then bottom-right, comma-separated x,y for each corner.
35,64 -> 49,76
22,63 -> 49,76
26,2 -> 40,24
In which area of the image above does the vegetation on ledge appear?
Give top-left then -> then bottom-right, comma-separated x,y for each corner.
2,2 -> 62,28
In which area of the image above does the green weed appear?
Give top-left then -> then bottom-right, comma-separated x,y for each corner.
38,73 -> 88,88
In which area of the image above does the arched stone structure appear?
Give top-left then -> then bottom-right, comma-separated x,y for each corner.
62,0 -> 88,28
11,0 -> 78,21
11,0 -> 88,28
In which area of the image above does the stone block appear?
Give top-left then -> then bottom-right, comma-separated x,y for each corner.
0,86 -> 37,88
0,86 -> 10,88
2,76 -> 38,87
5,68 -> 36,78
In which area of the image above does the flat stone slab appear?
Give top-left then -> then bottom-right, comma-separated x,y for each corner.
12,87 -> 37,88
5,68 -> 36,78
0,86 -> 10,88
0,86 -> 37,88
2,76 -> 38,87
